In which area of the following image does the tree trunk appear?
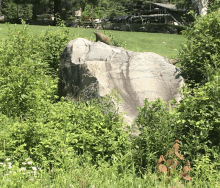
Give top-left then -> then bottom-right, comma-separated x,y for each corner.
54,0 -> 61,17
92,4 -> 94,21
54,0 -> 62,25
0,0 -> 2,16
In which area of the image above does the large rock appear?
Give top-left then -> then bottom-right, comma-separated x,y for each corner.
58,38 -> 183,125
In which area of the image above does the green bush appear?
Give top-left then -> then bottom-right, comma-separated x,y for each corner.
38,19 -> 74,75
175,76 -> 220,165
178,9 -> 220,84
133,99 -> 178,172
0,21 -> 131,169
134,75 -> 220,172
0,98 -> 131,168
0,22 -> 57,119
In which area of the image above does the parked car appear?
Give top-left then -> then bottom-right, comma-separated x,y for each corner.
93,19 -> 102,23
102,17 -> 115,22
113,15 -> 131,23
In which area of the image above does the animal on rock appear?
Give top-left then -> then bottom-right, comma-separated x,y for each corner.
94,30 -> 110,45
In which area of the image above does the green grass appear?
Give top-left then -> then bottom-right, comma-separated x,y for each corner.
1,157 -> 219,188
0,23 -> 186,59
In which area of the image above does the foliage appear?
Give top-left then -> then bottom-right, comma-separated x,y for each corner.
192,155 -> 220,184
0,21 -> 130,169
38,20 -> 73,74
208,0 -> 220,12
133,75 -> 220,173
178,9 -> 220,84
102,30 -> 127,48
133,99 -> 178,172
174,76 -> 220,165
0,98 -> 131,168
0,21 -> 57,118
1,0 -> 32,20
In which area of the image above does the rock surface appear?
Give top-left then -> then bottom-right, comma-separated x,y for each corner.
58,38 -> 183,125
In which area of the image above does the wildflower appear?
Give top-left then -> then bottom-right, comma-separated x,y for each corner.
22,162 -> 27,165
20,167 -> 26,172
32,167 -> 37,171
25,158 -> 30,161
27,161 -> 32,165
6,158 -> 10,161
0,162 -> 3,165
23,173 -> 25,175
5,174 -> 9,176
8,166 -> 12,169
8,162 -> 12,166
38,167 -> 43,172
29,179 -> 33,181
9,171 -> 12,173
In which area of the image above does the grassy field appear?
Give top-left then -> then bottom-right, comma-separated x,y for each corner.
0,23 -> 186,59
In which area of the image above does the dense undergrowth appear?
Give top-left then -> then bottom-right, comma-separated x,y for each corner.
0,10 -> 220,187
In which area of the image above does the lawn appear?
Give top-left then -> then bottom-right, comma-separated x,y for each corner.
0,23 -> 186,59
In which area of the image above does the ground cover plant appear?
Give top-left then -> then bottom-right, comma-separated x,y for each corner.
0,11 -> 220,187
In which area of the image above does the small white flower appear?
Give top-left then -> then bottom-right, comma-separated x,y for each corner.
20,167 -> 26,171
6,158 -> 10,161
29,179 -> 33,181
5,174 -> 9,176
25,158 -> 30,161
32,167 -> 37,171
27,161 -> 32,165
22,162 -> 27,165
8,162 -> 12,165
23,173 -> 25,175
9,171 -> 12,173
8,166 -> 12,169
0,162 -> 3,165
38,167 -> 43,172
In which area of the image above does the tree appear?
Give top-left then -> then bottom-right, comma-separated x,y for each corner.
54,0 -> 61,17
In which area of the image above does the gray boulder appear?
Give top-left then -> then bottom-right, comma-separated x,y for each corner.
58,38 -> 183,125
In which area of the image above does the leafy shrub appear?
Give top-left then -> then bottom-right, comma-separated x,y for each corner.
192,155 -> 220,184
103,30 -> 127,48
133,99 -> 178,172
178,9 -> 220,84
208,0 -> 220,12
0,98 -> 131,168
174,76 -> 220,165
38,17 -> 74,75
134,75 -> 220,171
0,21 -> 57,118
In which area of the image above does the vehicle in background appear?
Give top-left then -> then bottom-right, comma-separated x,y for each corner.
113,15 -> 131,23
102,17 -> 115,22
